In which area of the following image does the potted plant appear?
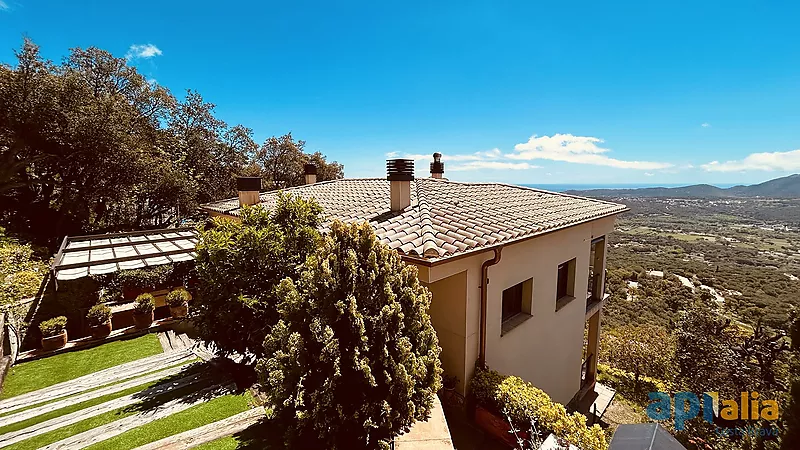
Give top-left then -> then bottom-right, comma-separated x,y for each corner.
133,293 -> 155,329
87,304 -> 113,339
165,288 -> 191,319
39,316 -> 68,351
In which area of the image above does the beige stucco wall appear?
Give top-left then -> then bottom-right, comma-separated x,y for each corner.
413,216 -> 617,403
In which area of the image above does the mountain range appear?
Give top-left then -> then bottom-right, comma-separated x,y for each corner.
565,174 -> 800,198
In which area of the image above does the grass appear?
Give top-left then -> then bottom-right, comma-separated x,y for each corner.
0,381 -> 155,435
7,372 -> 218,450
0,358 -> 199,418
194,436 -> 240,450
0,333 -> 163,399
82,393 -> 254,450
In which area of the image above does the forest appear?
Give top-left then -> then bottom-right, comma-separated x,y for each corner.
0,39 -> 343,251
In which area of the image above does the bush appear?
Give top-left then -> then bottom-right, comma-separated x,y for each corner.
39,316 -> 67,337
470,367 -> 608,450
256,221 -> 442,449
597,364 -> 668,404
193,194 -> 323,359
166,288 -> 190,307
86,304 -> 112,326
133,293 -> 155,315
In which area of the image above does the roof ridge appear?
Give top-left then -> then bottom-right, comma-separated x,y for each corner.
415,182 -> 441,258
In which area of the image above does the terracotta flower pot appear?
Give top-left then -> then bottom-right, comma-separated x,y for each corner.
474,405 -> 527,446
169,303 -> 188,319
123,286 -> 144,300
41,330 -> 68,351
90,321 -> 113,339
133,311 -> 154,329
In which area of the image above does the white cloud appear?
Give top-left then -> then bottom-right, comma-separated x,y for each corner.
701,149 -> 800,172
0,1 -> 8,10
644,172 -> 654,176
701,123 -> 711,128
126,44 -> 162,60
509,134 -> 673,170
395,149 -> 502,162
449,161 -> 538,171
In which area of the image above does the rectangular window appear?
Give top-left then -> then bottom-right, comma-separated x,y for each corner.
502,282 -> 524,322
556,258 -> 576,311
501,278 -> 533,336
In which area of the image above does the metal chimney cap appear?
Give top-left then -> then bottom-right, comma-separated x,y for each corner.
387,159 -> 415,181
236,177 -> 262,191
430,153 -> 444,175
303,163 -> 317,175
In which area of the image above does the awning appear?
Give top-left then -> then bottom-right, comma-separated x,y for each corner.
52,228 -> 199,281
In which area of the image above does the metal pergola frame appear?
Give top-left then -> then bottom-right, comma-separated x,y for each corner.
51,227 -> 199,284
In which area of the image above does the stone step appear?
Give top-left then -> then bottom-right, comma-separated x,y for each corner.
130,406 -> 266,450
0,349 -> 192,415
0,370 -> 207,448
39,383 -> 235,450
0,362 -> 195,428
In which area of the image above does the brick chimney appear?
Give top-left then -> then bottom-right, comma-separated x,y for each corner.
304,163 -> 317,185
387,159 -> 414,212
236,177 -> 261,207
430,152 -> 444,179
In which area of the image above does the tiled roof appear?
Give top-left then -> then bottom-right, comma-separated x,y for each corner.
200,178 -> 627,261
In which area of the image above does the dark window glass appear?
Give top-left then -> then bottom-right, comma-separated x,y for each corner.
502,283 -> 524,322
557,262 -> 569,300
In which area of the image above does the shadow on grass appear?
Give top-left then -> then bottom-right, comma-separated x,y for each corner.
120,358 -> 257,414
227,419 -> 286,450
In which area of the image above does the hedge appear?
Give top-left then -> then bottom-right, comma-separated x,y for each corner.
470,367 -> 608,450
596,363 -> 669,403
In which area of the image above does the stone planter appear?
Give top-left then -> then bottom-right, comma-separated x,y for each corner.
90,321 -> 113,339
169,303 -> 188,319
474,405 -> 526,447
133,311 -> 154,329
41,330 -> 68,351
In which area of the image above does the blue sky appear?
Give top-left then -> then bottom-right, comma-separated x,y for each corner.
2,1 -> 799,185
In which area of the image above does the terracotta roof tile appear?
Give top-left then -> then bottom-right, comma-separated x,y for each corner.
200,178 -> 627,261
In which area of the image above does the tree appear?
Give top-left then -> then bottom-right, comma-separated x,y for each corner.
0,38 -> 342,248
781,308 -> 800,449
600,324 -> 676,393
256,221 -> 442,449
192,194 -> 323,359
255,132 -> 343,189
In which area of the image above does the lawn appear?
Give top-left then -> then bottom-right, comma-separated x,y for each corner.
0,333 -> 163,399
83,392 -> 254,450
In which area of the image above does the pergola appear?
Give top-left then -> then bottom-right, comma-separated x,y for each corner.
51,228 -> 199,286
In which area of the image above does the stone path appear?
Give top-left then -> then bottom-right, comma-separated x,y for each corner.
0,363 -> 192,428
132,406 -> 266,450
0,349 -> 194,416
39,383 -> 235,450
158,330 -> 196,353
0,371 -> 208,448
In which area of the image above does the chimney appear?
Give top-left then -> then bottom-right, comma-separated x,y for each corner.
304,163 -> 317,185
236,177 -> 261,207
430,152 -> 444,179
387,159 -> 414,212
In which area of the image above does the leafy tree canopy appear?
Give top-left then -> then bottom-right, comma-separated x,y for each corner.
0,38 -> 343,248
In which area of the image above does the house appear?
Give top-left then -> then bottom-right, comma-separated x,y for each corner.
200,155 -> 628,405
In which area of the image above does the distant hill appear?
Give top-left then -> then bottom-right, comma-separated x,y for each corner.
566,174 -> 800,198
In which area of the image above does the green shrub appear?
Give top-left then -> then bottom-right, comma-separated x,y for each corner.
256,221 -> 442,449
0,270 -> 43,305
133,293 -> 155,315
39,316 -> 67,337
194,194 -> 323,358
597,364 -> 669,404
86,304 -> 112,326
470,367 -> 608,450
165,288 -> 190,307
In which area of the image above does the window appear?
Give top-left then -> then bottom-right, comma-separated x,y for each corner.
555,258 -> 576,311
502,283 -> 524,322
501,278 -> 533,335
